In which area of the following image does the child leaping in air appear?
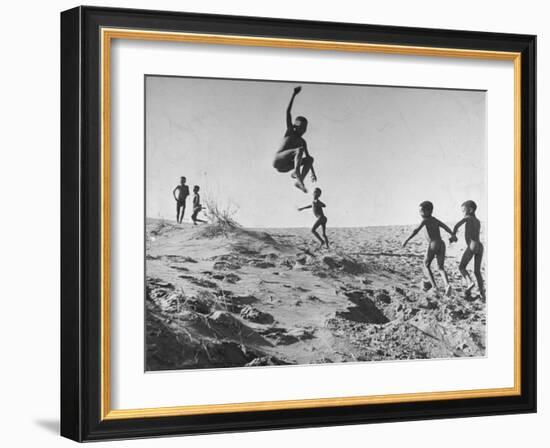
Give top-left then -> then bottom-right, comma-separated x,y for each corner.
402,201 -> 454,296
298,187 -> 329,249
272,86 -> 318,193
191,185 -> 206,225
449,200 -> 485,299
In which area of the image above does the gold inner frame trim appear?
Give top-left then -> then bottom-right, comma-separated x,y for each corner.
100,27 -> 522,420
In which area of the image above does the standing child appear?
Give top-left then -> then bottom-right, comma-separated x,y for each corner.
298,187 -> 329,249
402,201 -> 454,296
449,200 -> 485,299
272,86 -> 318,193
191,185 -> 206,225
172,176 -> 190,224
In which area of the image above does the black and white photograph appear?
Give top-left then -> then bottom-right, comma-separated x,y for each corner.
145,76 -> 488,371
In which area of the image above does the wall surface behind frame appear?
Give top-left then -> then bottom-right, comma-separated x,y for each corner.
0,0 -> 545,446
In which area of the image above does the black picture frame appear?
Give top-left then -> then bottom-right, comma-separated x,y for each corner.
61,5 -> 536,442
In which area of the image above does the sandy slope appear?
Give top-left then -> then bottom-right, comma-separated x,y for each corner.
145,219 -> 486,371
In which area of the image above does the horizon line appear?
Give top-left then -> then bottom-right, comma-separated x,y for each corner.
145,216 -> 482,228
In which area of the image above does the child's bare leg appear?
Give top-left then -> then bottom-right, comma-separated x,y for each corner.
311,229 -> 324,246
176,203 -> 181,223
292,148 -> 303,176
298,155 -> 314,182
439,267 -> 451,296
424,250 -> 437,290
311,218 -> 325,247
436,245 -> 451,296
194,209 -> 206,224
424,263 -> 437,290
321,222 -> 329,249
474,245 -> 485,298
459,248 -> 475,292
292,148 -> 307,192
439,269 -> 450,286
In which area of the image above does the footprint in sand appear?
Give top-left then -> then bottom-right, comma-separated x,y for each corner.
164,255 -> 197,263
178,275 -> 218,289
170,264 -> 189,272
210,272 -> 241,284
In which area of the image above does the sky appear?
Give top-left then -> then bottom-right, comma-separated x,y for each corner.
145,76 -> 486,228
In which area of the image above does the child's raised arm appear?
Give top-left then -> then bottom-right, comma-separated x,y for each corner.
298,204 -> 312,212
402,221 -> 425,247
286,86 -> 301,129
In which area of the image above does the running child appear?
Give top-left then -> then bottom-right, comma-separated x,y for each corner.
272,86 -> 318,193
172,176 -> 190,224
191,185 -> 206,225
402,201 -> 454,296
449,200 -> 485,299
298,187 -> 329,249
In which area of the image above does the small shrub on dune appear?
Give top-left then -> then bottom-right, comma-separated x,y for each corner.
200,196 -> 241,238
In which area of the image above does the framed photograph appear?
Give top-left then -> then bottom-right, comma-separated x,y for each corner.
60,6 -> 536,442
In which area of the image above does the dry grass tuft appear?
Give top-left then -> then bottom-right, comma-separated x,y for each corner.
201,196 -> 241,238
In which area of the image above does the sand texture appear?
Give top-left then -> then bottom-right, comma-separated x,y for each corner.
145,219 -> 486,371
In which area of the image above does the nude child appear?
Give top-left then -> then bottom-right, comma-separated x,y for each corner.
272,86 -> 318,193
298,187 -> 329,249
403,201 -> 454,296
172,176 -> 189,224
450,200 -> 485,299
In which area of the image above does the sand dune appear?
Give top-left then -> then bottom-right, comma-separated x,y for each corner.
145,219 -> 486,371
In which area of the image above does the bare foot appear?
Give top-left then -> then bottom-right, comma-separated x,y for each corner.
465,282 -> 475,293
294,179 -> 307,193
